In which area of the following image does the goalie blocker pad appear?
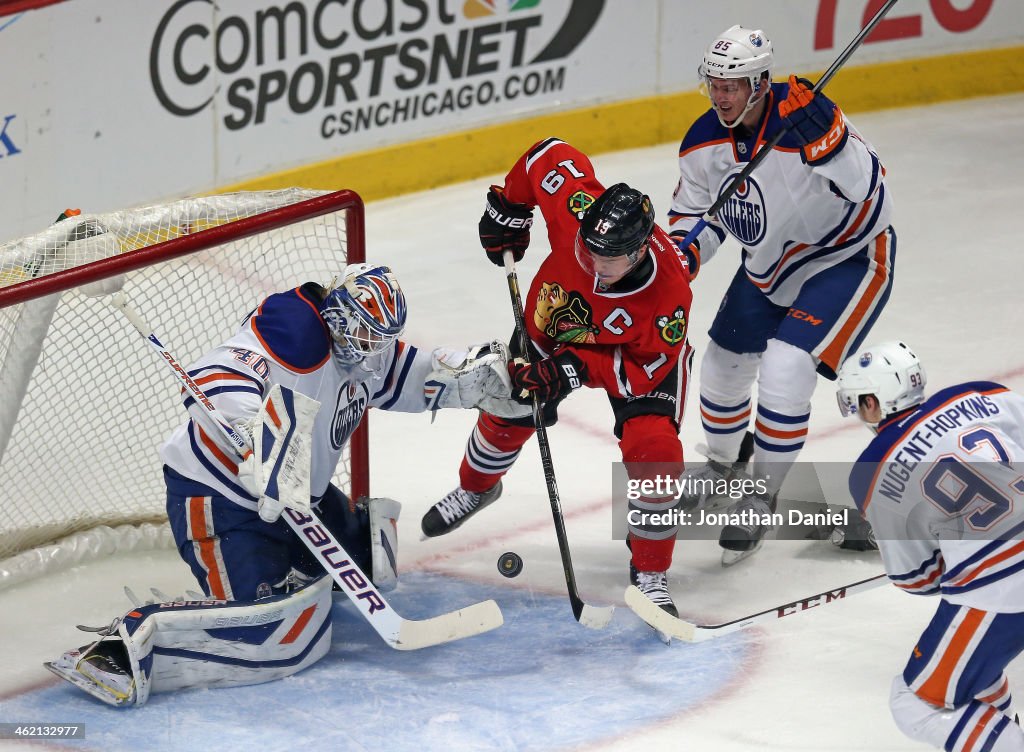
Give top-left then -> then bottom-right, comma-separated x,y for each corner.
237,384 -> 319,521
46,576 -> 333,707
424,341 -> 531,419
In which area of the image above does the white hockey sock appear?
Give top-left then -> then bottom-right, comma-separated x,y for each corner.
698,341 -> 761,463
752,340 -> 816,494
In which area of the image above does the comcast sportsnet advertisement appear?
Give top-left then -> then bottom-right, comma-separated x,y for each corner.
0,0 -> 1021,236
150,0 -> 606,139
146,0 -> 640,175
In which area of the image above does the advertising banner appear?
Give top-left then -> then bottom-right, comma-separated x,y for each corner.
0,0 -> 1020,236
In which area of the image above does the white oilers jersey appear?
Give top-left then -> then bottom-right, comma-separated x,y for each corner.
669,82 -> 892,306
159,284 -> 431,510
849,382 -> 1024,613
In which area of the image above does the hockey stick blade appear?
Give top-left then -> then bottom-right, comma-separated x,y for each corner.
393,599 -> 504,651
577,602 -> 615,629
283,507 -> 504,650
624,573 -> 888,643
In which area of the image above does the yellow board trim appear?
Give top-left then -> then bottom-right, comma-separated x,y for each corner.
221,45 -> 1024,202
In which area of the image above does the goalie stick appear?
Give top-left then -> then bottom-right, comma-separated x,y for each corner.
109,292 -> 503,650
674,0 -> 899,253
502,252 -> 615,629
624,572 -> 887,643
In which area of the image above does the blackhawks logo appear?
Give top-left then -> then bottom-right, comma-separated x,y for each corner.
655,307 -> 687,345
534,281 -> 599,344
567,190 -> 595,220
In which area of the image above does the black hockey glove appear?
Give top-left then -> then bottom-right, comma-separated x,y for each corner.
479,186 -> 533,267
778,75 -> 848,164
669,232 -> 701,281
508,349 -> 587,405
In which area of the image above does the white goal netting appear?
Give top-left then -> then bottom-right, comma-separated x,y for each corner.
0,189 -> 366,589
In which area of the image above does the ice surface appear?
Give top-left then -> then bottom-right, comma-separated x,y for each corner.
0,94 -> 1021,751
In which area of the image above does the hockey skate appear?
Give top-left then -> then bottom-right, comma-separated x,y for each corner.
421,481 -> 503,538
677,437 -> 754,512
629,565 -> 677,644
829,513 -> 878,551
45,637 -> 136,707
718,490 -> 778,567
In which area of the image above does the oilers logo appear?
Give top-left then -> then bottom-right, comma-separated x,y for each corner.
716,174 -> 767,246
331,383 -> 368,450
859,352 -> 873,367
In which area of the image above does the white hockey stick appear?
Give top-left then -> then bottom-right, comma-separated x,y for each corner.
624,573 -> 887,643
109,292 -> 503,650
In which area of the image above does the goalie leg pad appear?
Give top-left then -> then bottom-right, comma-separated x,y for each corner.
47,576 -> 334,707
293,485 -> 400,590
366,497 -> 401,592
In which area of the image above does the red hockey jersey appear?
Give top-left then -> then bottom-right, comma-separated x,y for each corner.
498,137 -> 693,398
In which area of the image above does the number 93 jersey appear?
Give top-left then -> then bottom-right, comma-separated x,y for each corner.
849,382 -> 1024,613
499,137 -> 693,399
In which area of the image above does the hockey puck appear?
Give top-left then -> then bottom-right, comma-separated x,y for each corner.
497,551 -> 523,578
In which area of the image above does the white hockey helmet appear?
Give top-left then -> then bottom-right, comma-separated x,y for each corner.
836,341 -> 927,422
699,25 -> 773,128
320,264 -> 406,365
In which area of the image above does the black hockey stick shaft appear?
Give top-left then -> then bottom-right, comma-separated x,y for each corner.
502,252 -> 612,628
676,0 -> 898,250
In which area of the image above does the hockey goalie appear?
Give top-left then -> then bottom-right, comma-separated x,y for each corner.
45,263 -> 527,706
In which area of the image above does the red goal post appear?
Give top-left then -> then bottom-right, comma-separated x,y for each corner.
0,188 -> 369,588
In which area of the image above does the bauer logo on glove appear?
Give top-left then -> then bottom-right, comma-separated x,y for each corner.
507,348 -> 588,405
479,186 -> 534,265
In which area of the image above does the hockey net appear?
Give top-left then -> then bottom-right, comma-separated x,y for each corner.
0,189 -> 368,589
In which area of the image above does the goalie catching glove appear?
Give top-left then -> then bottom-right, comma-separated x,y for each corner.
508,348 -> 587,405
425,341 -> 532,419
479,186 -> 533,266
235,384 -> 319,523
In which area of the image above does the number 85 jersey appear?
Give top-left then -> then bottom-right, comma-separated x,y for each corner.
499,138 -> 693,399
849,382 -> 1024,613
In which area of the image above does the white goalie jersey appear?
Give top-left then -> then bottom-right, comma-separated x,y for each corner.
158,284 -> 435,510
849,382 -> 1024,613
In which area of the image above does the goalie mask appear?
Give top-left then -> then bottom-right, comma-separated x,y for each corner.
836,341 -> 927,423
699,25 -> 773,129
321,264 -> 407,365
